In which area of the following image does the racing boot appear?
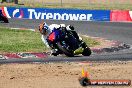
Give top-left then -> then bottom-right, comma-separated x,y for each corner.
76,39 -> 92,56
81,41 -> 92,56
74,47 -> 84,55
74,38 -> 88,55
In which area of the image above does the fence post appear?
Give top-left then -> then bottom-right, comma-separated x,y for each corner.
61,0 -> 62,7
14,0 -> 18,4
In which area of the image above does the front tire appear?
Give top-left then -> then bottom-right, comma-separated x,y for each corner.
57,42 -> 74,57
82,47 -> 91,56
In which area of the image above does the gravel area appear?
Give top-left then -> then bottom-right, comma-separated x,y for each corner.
0,61 -> 131,88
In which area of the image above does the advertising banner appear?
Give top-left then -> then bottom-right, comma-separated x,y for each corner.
2,7 -> 110,21
110,10 -> 132,21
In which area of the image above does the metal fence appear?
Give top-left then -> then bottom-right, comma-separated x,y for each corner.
1,0 -> 132,9
18,0 -> 132,4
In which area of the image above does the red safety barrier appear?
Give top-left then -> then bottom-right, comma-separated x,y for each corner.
110,10 -> 132,21
1,7 -> 7,17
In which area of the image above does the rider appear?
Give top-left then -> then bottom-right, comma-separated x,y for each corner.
38,21 -> 86,55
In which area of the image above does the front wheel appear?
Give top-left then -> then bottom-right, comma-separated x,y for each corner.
82,47 -> 91,56
57,42 -> 74,57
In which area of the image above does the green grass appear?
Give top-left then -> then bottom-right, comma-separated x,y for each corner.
0,27 -> 99,53
0,28 -> 47,53
1,1 -> 132,10
81,35 -> 100,47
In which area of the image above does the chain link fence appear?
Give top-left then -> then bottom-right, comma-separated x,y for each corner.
1,0 -> 132,4
1,0 -> 18,3
1,0 -> 132,9
18,0 -> 132,4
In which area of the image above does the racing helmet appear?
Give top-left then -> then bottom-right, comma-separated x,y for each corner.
39,22 -> 49,35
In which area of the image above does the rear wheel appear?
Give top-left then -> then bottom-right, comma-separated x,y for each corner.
57,42 -> 74,57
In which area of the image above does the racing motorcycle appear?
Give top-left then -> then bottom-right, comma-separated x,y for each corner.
0,10 -> 9,23
47,28 -> 91,57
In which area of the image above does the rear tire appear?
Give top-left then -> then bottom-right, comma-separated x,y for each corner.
57,42 -> 74,57
82,47 -> 91,56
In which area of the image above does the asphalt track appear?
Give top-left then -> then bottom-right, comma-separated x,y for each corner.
0,19 -> 132,63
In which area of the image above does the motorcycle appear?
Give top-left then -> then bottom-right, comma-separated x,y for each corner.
0,9 -> 9,23
47,28 -> 91,57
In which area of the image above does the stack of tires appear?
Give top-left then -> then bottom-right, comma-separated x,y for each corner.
0,9 -> 9,23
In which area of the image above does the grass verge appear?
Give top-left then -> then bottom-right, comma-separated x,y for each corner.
0,27 -> 100,53
0,2 -> 132,10
0,27 -> 47,53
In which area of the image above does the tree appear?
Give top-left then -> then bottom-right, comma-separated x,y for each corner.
1,0 -> 6,3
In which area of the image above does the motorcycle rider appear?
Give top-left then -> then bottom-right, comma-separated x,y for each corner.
38,21 -> 87,55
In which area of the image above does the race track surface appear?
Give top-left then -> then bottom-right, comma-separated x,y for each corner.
1,19 -> 132,44
0,19 -> 132,63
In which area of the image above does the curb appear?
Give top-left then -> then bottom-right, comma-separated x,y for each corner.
91,43 -> 131,54
0,43 -> 131,60
0,52 -> 48,60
